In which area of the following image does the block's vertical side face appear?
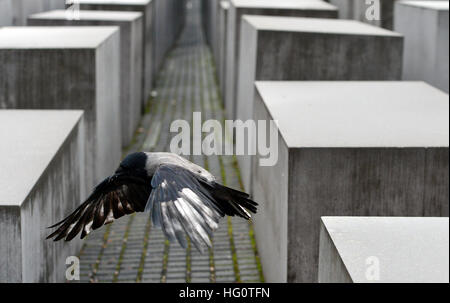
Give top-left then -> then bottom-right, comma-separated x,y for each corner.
219,4 -> 229,97
78,3 -> 153,98
435,9 -> 449,92
255,31 -> 402,81
0,0 -> 13,26
118,21 -> 134,146
153,0 -> 173,77
380,0 -> 395,29
235,19 -> 258,192
287,147 -> 448,282
0,206 -> 22,282
224,3 -> 237,120
252,90 -> 289,283
133,16 -> 144,128
0,48 -> 96,192
48,0 -> 65,10
144,2 -> 153,96
395,3 -> 445,90
20,120 -> 83,282
218,5 -> 225,92
11,0 -> 46,25
227,6 -> 338,120
329,0 -> 354,19
423,148 -> 449,216
318,221 -> 353,283
95,30 -> 122,180
209,0 -> 218,62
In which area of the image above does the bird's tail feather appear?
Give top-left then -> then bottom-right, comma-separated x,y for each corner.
200,180 -> 258,220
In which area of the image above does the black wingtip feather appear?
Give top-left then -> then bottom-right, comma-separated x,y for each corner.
204,181 -> 259,219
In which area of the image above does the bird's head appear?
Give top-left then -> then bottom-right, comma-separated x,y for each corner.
115,152 -> 148,176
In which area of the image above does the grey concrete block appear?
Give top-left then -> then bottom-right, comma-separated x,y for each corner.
394,1 -> 449,93
0,0 -> 13,26
78,0 -> 154,104
327,0 -> 447,29
77,0 -> 186,91
153,0 -> 186,75
0,110 -> 85,282
5,0 -> 64,26
0,26 -> 122,192
0,0 -> 65,26
237,16 -> 403,192
28,10 -> 144,147
318,217 -> 449,283
45,0 -> 66,10
224,0 -> 338,122
10,0 -> 46,25
252,81 -> 449,282
218,1 -> 229,96
201,0 -> 220,64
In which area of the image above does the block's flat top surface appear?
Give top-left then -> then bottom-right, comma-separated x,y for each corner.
29,9 -> 143,21
0,26 -> 119,49
243,15 -> 401,36
0,110 -> 83,207
232,0 -> 337,10
321,217 -> 449,283
399,0 -> 449,10
78,0 -> 151,5
255,81 -> 449,148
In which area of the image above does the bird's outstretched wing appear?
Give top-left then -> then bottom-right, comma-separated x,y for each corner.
145,164 -> 258,252
47,175 -> 151,241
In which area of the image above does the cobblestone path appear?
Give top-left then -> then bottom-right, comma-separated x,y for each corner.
77,0 -> 264,283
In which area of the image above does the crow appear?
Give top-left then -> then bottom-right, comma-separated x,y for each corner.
47,152 -> 258,252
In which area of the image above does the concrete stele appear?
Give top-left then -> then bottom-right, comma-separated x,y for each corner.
0,110 -> 85,282
28,9 -> 145,146
319,217 -> 449,283
252,81 -> 449,283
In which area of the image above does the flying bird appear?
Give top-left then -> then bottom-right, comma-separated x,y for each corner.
47,152 -> 258,252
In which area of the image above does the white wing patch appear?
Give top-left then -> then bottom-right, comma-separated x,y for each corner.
145,165 -> 222,253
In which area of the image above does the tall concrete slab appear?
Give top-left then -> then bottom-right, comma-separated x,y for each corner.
218,0 -> 229,96
45,0 -> 66,10
0,26 -> 122,192
237,15 -> 403,192
0,110 -> 85,282
0,0 -> 13,26
225,0 -> 338,121
8,0 -> 64,25
319,217 -> 449,283
152,0 -> 186,75
201,0 -> 220,64
394,1 -> 449,93
252,81 -> 449,282
77,0 -> 154,105
28,10 -> 144,147
0,0 -> 64,26
77,0 -> 186,94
